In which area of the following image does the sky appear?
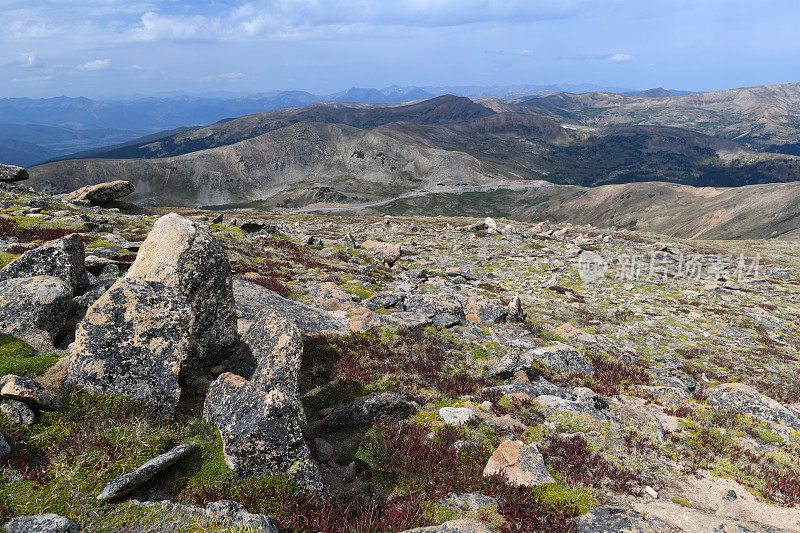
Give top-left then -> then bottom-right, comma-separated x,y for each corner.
2,0 -> 800,99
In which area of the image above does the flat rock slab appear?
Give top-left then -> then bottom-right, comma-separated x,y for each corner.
706,383 -> 800,431
0,164 -> 28,183
63,180 -> 134,204
97,443 -> 199,501
575,506 -> 662,533
233,280 -> 346,338
0,276 -> 71,353
483,440 -> 554,487
0,432 -> 9,459
402,519 -> 492,533
68,278 -> 194,417
361,239 -> 402,265
439,407 -> 477,426
0,400 -> 36,425
305,392 -> 416,438
1,375 -> 62,411
376,311 -> 431,330
3,514 -> 78,533
203,373 -> 322,492
0,234 -> 89,295
489,343 -> 593,378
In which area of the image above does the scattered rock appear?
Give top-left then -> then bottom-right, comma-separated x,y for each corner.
489,343 -> 593,378
205,500 -> 278,532
405,293 -> 465,320
2,514 -> 78,533
62,180 -> 134,204
313,438 -> 334,463
439,407 -> 476,426
706,383 -> 800,431
126,213 -> 238,373
1,400 -> 36,425
464,296 -> 507,323
482,440 -> 554,487
203,373 -> 322,491
402,519 -> 492,533
362,292 -> 402,311
376,311 -> 432,329
0,276 -> 71,352
233,280 -> 346,338
575,506 -> 660,533
507,296 -> 526,322
0,164 -> 29,183
442,493 -> 498,512
0,433 -> 9,459
68,278 -> 194,417
361,239 -> 402,266
305,392 -> 416,437
97,443 -> 199,500
0,375 -> 62,411
0,233 -> 89,295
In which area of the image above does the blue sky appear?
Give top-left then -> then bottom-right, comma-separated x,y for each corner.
2,0 -> 799,98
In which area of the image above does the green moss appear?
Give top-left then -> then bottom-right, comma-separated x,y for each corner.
0,336 -> 60,376
671,496 -> 693,508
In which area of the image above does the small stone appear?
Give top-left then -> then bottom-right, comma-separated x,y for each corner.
313,438 -> 334,463
2,514 -> 78,533
1,400 -> 36,425
343,461 -> 357,482
97,443 -> 199,501
439,407 -> 476,426
645,485 -> 658,499
1,375 -> 62,411
0,432 -> 9,459
483,440 -> 554,486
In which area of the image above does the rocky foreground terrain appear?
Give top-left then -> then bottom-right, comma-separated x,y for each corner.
1,165 -> 800,532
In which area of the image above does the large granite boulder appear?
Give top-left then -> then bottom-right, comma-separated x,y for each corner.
0,234 -> 88,295
126,213 -> 237,373
203,373 -> 322,492
0,276 -> 71,352
62,180 -> 134,204
0,375 -> 63,411
233,280 -> 346,338
0,163 -> 28,183
67,278 -> 194,416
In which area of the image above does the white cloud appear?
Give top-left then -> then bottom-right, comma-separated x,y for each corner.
608,53 -> 634,63
198,72 -> 246,82
12,74 -> 53,83
76,58 -> 111,70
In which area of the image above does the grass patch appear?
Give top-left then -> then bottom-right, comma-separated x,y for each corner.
0,336 -> 60,376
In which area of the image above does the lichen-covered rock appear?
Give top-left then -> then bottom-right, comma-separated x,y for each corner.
0,163 -> 28,183
706,383 -> 800,431
0,375 -> 62,411
405,293 -> 465,319
489,343 -> 593,378
126,213 -> 237,373
231,309 -> 304,413
68,278 -> 194,416
1,399 -> 36,425
575,506 -> 658,532
2,514 -> 78,533
464,296 -> 507,324
0,276 -> 71,352
62,180 -> 134,204
304,392 -> 416,438
439,407 -> 476,426
203,373 -> 322,491
233,280 -> 346,338
205,500 -> 279,532
362,292 -> 402,311
401,519 -> 492,533
0,234 -> 89,295
361,239 -> 402,265
97,443 -> 199,500
483,440 -> 555,487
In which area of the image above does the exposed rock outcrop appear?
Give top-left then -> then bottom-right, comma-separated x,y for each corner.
0,276 -> 71,352
62,180 -> 134,204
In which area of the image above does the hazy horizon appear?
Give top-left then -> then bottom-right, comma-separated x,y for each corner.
3,0 -> 799,99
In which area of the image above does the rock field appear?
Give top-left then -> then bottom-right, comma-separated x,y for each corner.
1,171 -> 800,532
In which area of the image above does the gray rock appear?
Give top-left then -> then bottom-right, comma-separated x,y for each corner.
442,493 -> 498,512
362,292 -> 402,311
405,293 -> 465,319
126,213 -> 237,374
0,234 -> 89,295
0,432 -> 9,459
507,296 -> 526,322
484,378 -> 572,400
0,164 -> 29,183
206,500 -> 278,532
203,373 -> 322,492
313,438 -> 334,463
574,506 -> 657,533
97,443 -> 199,500
483,440 -> 554,486
489,343 -> 593,377
233,280 -> 346,338
402,519 -> 492,533
464,296 -> 507,323
305,392 -> 416,438
0,276 -> 71,353
377,311 -> 431,329
535,394 -> 614,422
706,383 -> 800,431
431,313 -> 462,328
68,278 -> 194,417
651,367 -> 698,393
62,180 -> 134,204
439,407 -> 476,426
1,400 -> 36,425
3,514 -> 78,533
1,375 -> 62,411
